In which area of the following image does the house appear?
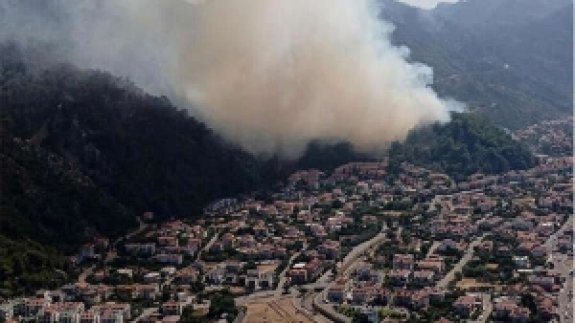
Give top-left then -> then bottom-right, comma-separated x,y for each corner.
393,289 -> 412,307
37,308 -> 59,323
78,285 -> 101,306
512,256 -> 531,268
351,283 -> 377,305
304,258 -> 322,282
476,241 -> 493,253
437,239 -> 458,253
288,268 -> 308,285
115,285 -> 138,300
245,264 -> 276,290
158,236 -> 178,247
536,297 -> 557,321
154,253 -> 183,265
373,288 -> 393,306
24,298 -> 50,317
530,276 -> 555,292
359,307 -> 379,323
99,310 -> 123,323
531,245 -> 547,258
392,254 -> 414,270
412,270 -> 435,285
79,311 -> 100,323
143,272 -> 161,283
310,224 -> 328,239
162,302 -> 183,316
91,303 -> 131,323
161,267 -> 177,277
49,302 -> 85,321
388,269 -> 411,286
0,303 -> 13,322
416,257 -> 444,274
453,295 -> 480,318
410,289 -> 430,310
124,243 -> 156,257
319,240 -> 340,260
327,281 -> 347,303
509,306 -> 530,323
354,262 -> 374,281
174,267 -> 200,285
493,299 -> 529,322
162,315 -> 180,323
139,285 -> 160,300
205,267 -> 226,285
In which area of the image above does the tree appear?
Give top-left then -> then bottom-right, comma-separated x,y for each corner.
180,306 -> 204,323
353,313 -> 370,323
208,290 -> 238,322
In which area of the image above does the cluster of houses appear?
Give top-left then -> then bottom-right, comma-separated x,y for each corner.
0,295 -> 130,323
513,118 -> 573,156
314,157 -> 572,322
1,153 -> 572,322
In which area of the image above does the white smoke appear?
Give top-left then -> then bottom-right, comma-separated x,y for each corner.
1,0 -> 460,157
397,0 -> 459,10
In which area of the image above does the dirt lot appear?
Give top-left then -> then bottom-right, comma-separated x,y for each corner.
456,278 -> 501,292
243,297 -> 314,323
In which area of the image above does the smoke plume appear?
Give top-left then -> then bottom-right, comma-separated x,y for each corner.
1,0 -> 459,157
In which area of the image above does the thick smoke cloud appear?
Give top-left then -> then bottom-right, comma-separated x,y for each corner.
1,0 -> 459,157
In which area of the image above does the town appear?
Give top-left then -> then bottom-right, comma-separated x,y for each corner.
1,146 -> 572,323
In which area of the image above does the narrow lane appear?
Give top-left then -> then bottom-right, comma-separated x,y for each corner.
436,234 -> 486,289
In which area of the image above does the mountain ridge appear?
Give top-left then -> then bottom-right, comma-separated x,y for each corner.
380,0 -> 572,129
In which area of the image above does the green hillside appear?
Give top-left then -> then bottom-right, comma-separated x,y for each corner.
388,112 -> 536,181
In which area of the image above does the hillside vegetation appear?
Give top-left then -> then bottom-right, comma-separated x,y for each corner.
388,113 -> 536,181
0,236 -> 70,297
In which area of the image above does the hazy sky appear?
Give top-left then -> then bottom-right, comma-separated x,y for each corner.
398,0 -> 459,9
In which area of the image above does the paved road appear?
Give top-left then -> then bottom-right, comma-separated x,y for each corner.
236,246 -> 305,304
131,307 -> 157,323
426,241 -> 440,258
306,224 -> 389,323
338,224 -> 388,276
312,287 -> 351,323
197,231 -> 220,259
77,217 -> 147,284
544,216 -> 573,323
77,265 -> 95,284
544,215 -> 572,251
470,293 -> 492,323
436,234 -> 486,289
123,217 -> 147,243
275,250 -> 304,297
299,291 -> 332,323
555,254 -> 573,323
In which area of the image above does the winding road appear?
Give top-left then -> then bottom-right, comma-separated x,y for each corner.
304,224 -> 390,323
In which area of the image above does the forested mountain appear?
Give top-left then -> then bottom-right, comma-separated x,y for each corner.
0,43 -> 267,246
0,42 -> 276,295
388,112 -> 536,181
380,0 -> 572,129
